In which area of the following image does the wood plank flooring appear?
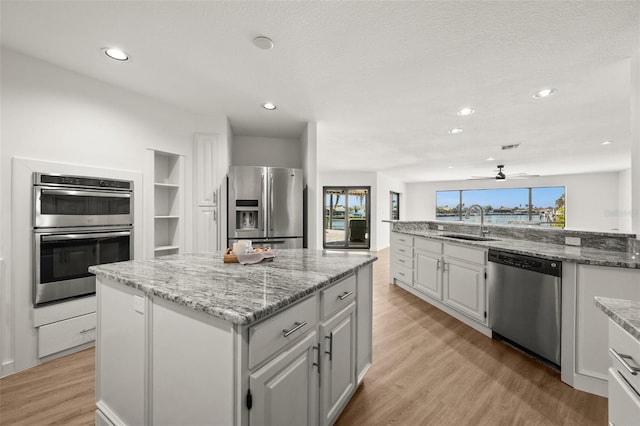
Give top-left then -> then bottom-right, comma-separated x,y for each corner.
0,248 -> 606,425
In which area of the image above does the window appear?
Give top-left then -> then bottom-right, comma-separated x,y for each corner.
436,186 -> 565,228
390,192 -> 400,220
323,186 -> 370,249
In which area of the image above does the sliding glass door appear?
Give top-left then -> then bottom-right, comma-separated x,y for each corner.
323,186 -> 370,249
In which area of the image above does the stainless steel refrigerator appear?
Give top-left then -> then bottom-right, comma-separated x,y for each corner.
227,166 -> 303,249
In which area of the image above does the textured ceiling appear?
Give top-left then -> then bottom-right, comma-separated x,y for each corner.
1,1 -> 639,182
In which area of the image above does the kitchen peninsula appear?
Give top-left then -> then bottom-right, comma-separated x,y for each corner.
89,249 -> 376,426
388,220 -> 639,398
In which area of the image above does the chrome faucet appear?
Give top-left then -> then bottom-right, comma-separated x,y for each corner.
465,204 -> 489,236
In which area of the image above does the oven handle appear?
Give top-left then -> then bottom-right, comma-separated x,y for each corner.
40,188 -> 131,198
41,231 -> 131,242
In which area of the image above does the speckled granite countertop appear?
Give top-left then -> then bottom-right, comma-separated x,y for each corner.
89,249 -> 377,326
393,229 -> 640,269
595,297 -> 640,341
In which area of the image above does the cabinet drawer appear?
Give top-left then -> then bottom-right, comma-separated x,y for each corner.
391,232 -> 413,248
444,243 -> 486,265
38,312 -> 96,358
321,274 -> 357,319
391,262 -> 413,285
249,295 -> 318,369
609,319 -> 640,394
415,237 -> 442,254
391,250 -> 413,269
392,244 -> 413,258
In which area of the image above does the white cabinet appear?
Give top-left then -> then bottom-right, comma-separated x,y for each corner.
38,312 -> 96,358
147,149 -> 185,257
320,303 -> 356,426
443,243 -> 487,324
356,265 -> 373,383
414,237 -> 443,299
250,331 -> 319,426
606,319 -> 640,425
390,232 -> 413,285
570,265 -> 640,395
194,134 -> 220,251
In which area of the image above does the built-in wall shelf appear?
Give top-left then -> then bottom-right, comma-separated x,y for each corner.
146,149 -> 185,258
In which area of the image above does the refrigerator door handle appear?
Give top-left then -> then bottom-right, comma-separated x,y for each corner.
261,173 -> 266,232
269,172 -> 274,232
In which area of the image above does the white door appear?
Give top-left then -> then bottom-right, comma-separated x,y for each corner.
249,331 -> 319,426
415,250 -> 442,299
443,258 -> 486,323
320,303 -> 356,426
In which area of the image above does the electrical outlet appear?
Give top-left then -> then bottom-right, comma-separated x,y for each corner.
565,236 -> 581,247
133,295 -> 145,314
437,225 -> 444,231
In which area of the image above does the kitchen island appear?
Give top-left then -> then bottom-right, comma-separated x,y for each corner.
89,249 -> 376,426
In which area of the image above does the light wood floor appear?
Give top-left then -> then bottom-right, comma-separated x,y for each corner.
0,248 -> 606,425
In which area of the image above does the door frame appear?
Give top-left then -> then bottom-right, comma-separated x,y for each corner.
322,186 -> 371,249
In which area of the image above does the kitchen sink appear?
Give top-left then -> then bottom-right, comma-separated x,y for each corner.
442,233 -> 498,242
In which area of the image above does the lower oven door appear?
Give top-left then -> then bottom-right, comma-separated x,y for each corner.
34,228 -> 132,306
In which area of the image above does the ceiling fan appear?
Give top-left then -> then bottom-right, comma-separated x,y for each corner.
469,165 -> 539,180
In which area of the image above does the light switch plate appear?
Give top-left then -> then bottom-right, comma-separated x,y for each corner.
133,295 -> 145,314
565,236 -> 581,246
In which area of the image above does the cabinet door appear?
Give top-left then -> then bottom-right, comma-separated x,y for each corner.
320,303 -> 356,426
415,250 -> 442,299
250,331 -> 318,426
194,134 -> 218,206
443,258 -> 486,323
195,207 -> 217,252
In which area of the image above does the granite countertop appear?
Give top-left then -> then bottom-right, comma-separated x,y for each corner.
595,297 -> 640,341
89,249 -> 377,326
393,229 -> 640,269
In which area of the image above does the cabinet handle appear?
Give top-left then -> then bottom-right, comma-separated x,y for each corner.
338,291 -> 353,301
398,272 -> 405,277
443,262 -> 448,273
436,259 -> 441,270
282,321 -> 307,337
399,238 -> 406,242
80,326 -> 96,334
313,344 -> 321,374
610,348 -> 640,375
325,333 -> 334,361
398,248 -> 406,253
398,259 -> 405,264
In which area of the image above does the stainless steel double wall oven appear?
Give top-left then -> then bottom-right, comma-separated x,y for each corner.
32,173 -> 133,306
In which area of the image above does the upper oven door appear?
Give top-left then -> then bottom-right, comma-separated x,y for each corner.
34,186 -> 133,228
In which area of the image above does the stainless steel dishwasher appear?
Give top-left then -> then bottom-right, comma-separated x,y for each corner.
488,250 -> 562,368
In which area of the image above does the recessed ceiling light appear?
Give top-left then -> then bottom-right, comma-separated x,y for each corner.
601,140 -> 613,145
103,47 -> 129,61
486,157 -> 495,161
457,107 -> 475,116
253,36 -> 274,50
448,128 -> 463,134
533,88 -> 556,99
448,165 -> 454,169
261,102 -> 277,110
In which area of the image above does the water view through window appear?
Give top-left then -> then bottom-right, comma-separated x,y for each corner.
436,186 -> 565,228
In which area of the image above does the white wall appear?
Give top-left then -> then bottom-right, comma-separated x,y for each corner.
231,135 -> 302,168
1,48 -> 228,375
618,169 -> 633,232
632,49 -> 640,237
375,172 -> 406,249
405,171 -> 628,232
301,122 -> 319,249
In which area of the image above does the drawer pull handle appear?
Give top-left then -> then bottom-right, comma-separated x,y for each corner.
398,272 -> 405,277
398,259 -> 405,263
80,326 -> 96,334
282,321 -> 307,338
610,348 -> 640,376
338,291 -> 353,301
436,259 -> 441,270
325,333 -> 334,361
399,249 -> 406,253
313,344 -> 321,373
